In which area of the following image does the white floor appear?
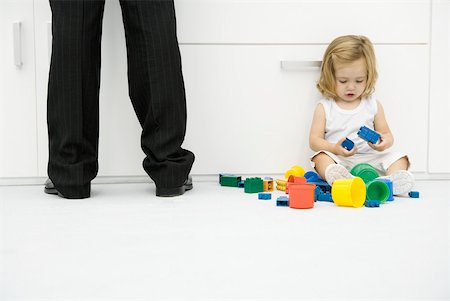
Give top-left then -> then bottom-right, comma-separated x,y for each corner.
1,180 -> 449,301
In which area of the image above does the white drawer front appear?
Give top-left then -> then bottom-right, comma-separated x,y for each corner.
176,0 -> 430,44
181,44 -> 428,174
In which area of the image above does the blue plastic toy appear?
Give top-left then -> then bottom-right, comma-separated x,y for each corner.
258,192 -> 272,200
341,137 -> 355,151
304,171 -> 320,182
408,191 -> 420,198
276,196 -> 289,207
314,186 -> 333,202
357,126 -> 380,144
364,200 -> 381,207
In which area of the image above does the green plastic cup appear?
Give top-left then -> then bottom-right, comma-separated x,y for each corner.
366,180 -> 389,203
350,163 -> 380,184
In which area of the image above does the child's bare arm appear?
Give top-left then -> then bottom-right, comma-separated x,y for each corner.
370,100 -> 394,151
309,104 -> 357,156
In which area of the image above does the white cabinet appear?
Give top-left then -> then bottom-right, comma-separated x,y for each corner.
176,0 -> 430,44
429,0 -> 450,173
0,0 -> 38,177
34,0 -> 52,177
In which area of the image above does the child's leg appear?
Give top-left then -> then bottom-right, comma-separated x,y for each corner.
312,152 -> 353,185
386,156 -> 409,175
312,152 -> 336,180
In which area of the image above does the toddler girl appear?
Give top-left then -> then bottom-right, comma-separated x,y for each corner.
309,35 -> 414,195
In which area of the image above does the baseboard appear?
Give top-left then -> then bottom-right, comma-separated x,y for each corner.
1,172 -> 449,186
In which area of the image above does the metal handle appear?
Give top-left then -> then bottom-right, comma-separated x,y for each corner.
13,22 -> 22,67
47,22 -> 52,63
280,60 -> 322,70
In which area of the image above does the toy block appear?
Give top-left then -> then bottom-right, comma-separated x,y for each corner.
258,192 -> 272,200
263,177 -> 274,192
276,179 -> 287,186
357,126 -> 380,144
276,179 -> 287,191
364,200 -> 381,207
317,191 -> 333,202
238,181 -> 245,188
309,180 -> 331,193
341,137 -> 355,151
276,185 -> 286,191
244,177 -> 263,193
408,191 -> 420,198
219,174 -> 242,187
276,196 -> 289,207
304,171 -> 320,183
315,186 -> 333,202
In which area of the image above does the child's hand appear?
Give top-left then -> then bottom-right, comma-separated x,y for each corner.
368,135 -> 390,151
334,138 -> 358,157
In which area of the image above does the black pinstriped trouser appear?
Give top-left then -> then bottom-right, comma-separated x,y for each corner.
47,0 -> 194,198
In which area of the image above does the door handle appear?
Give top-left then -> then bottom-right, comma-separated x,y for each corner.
13,22 -> 22,67
280,60 -> 321,70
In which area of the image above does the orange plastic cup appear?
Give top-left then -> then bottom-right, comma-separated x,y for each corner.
288,183 -> 316,209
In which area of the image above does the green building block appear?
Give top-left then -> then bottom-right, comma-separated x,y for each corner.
219,174 -> 242,187
244,177 -> 264,193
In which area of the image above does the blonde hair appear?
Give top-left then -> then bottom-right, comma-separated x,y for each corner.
317,35 -> 378,100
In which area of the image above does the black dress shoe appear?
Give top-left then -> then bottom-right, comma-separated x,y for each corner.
44,178 -> 65,198
156,175 -> 193,197
44,178 -> 91,199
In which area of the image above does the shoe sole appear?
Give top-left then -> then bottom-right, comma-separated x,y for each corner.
156,184 -> 193,197
390,170 -> 414,195
44,187 -> 58,195
325,164 -> 353,185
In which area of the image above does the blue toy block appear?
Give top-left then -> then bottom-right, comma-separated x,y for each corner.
314,186 -> 333,202
276,196 -> 289,207
357,126 -> 380,144
408,191 -> 420,198
258,192 -> 272,200
238,181 -> 245,188
310,180 -> 331,193
341,137 -> 355,151
305,171 -> 320,182
318,191 -> 333,202
364,200 -> 381,207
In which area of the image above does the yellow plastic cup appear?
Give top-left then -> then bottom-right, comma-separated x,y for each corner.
284,165 -> 305,179
331,177 -> 366,208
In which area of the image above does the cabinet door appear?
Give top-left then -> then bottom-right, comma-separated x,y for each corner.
0,0 -> 37,177
180,45 -> 429,174
429,0 -> 450,173
34,0 -> 52,177
176,0 -> 430,44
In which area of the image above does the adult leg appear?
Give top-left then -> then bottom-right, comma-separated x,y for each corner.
119,0 -> 194,189
47,0 -> 105,198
